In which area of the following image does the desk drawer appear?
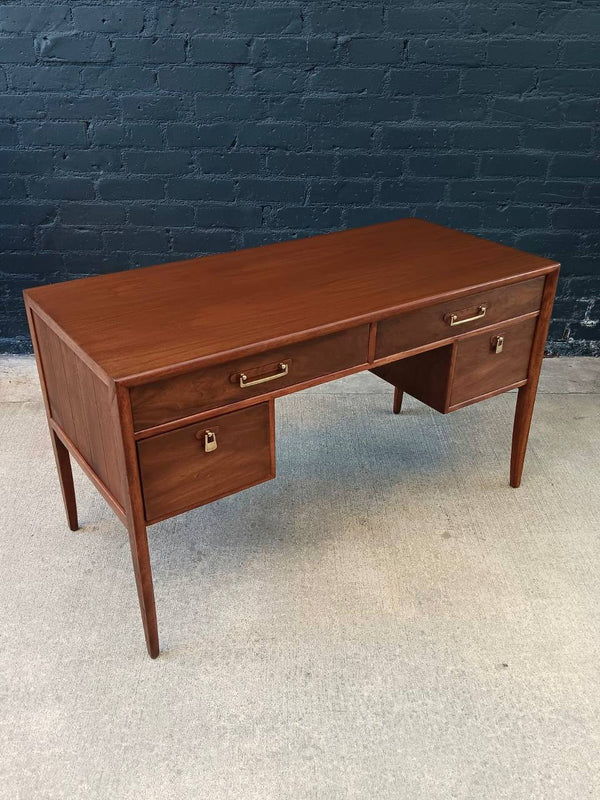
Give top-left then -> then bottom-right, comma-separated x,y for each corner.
449,316 -> 538,408
138,403 -> 274,523
131,325 -> 369,431
375,277 -> 544,359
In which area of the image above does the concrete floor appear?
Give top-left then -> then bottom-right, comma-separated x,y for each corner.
1,356 -> 599,800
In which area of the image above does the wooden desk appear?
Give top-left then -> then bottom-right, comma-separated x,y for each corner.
24,219 -> 559,658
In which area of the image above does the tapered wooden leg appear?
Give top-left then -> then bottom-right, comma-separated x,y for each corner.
393,386 -> 404,414
51,430 -> 79,531
510,385 -> 537,488
126,512 -> 159,659
114,384 -> 160,658
510,269 -> 559,489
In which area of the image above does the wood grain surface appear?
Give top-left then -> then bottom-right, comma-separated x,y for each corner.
32,311 -> 127,507
22,218 -> 560,659
137,402 -> 274,523
375,275 -> 544,359
24,219 -> 558,382
450,317 -> 538,407
130,325 -> 369,430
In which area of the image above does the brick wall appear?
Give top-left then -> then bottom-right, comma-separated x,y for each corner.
1,1 -> 598,354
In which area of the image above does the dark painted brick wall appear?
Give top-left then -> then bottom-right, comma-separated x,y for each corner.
1,1 -> 599,355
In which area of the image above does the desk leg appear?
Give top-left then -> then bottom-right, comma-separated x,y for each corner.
116,384 -> 160,659
25,301 -> 80,532
126,512 -> 159,659
393,387 -> 404,414
51,430 -> 79,531
510,269 -> 559,489
510,385 -> 536,488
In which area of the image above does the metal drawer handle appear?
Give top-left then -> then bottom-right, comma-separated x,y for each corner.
196,429 -> 218,452
445,304 -> 487,326
492,335 -> 504,354
239,362 -> 288,388
204,430 -> 217,452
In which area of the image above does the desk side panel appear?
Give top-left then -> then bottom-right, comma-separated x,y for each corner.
31,311 -> 127,508
371,346 -> 454,413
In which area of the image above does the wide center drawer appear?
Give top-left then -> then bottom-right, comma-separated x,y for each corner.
375,276 -> 544,359
138,402 -> 274,523
131,325 -> 369,431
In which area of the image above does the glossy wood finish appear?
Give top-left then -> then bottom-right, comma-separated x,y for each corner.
373,315 -> 539,415
375,276 -> 544,359
25,219 -> 556,383
50,419 -> 127,524
25,296 -> 155,655
511,270 -> 560,489
32,312 -> 127,508
131,325 -> 369,431
372,345 -> 454,414
23,219 -> 560,658
25,301 -> 80,531
138,403 -> 274,523
116,383 -> 159,659
450,317 -> 538,407
51,416 -> 79,530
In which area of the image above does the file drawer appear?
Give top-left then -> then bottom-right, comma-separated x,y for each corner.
137,403 -> 274,523
449,316 -> 538,408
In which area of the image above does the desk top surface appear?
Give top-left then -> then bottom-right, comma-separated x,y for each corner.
26,218 -> 558,382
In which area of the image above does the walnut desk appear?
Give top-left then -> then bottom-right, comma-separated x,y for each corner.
24,219 -> 559,658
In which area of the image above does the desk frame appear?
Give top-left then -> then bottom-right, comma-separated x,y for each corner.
24,222 -> 559,659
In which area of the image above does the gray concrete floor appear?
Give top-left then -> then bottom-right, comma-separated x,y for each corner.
1,356 -> 599,800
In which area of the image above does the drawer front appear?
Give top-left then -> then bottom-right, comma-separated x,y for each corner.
375,277 -> 544,359
450,316 -> 538,407
138,403 -> 274,522
131,324 -> 369,431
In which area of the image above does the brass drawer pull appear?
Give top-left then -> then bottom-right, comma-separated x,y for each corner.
239,362 -> 288,388
445,304 -> 487,326
195,429 -> 218,452
204,430 -> 217,452
492,335 -> 504,354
